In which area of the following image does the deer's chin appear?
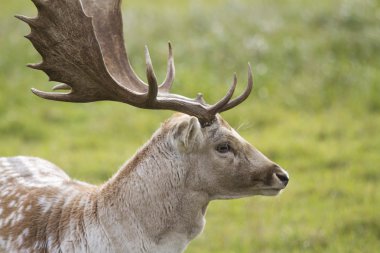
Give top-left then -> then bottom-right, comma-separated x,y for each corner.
211,187 -> 284,200
258,188 -> 284,196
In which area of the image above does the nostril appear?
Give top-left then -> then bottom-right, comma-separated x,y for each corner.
275,172 -> 289,185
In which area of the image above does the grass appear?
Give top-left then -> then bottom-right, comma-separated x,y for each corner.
1,0 -> 380,252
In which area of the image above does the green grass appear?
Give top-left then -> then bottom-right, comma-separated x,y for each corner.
1,0 -> 380,252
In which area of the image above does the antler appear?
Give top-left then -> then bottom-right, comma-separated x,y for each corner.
17,0 -> 253,126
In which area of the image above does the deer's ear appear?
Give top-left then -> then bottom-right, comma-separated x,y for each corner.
172,117 -> 203,151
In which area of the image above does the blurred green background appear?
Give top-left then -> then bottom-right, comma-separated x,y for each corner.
1,0 -> 379,252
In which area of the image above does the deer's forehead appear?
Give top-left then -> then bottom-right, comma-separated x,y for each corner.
217,116 -> 232,130
208,124 -> 251,148
206,126 -> 239,144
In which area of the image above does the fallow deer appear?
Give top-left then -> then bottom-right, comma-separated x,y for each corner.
0,0 -> 289,252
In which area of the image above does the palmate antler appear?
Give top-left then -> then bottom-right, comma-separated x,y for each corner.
17,0 -> 253,126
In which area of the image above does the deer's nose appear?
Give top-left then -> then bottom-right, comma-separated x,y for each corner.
275,172 -> 289,186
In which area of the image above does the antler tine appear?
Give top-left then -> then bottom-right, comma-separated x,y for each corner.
31,88 -> 73,101
209,73 -> 238,113
15,15 -> 38,27
27,63 -> 44,71
220,63 -> 253,112
159,42 -> 175,93
145,46 -> 159,105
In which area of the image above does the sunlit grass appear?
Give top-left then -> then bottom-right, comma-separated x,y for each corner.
1,0 -> 380,252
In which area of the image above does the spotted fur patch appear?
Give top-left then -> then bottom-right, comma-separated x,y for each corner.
0,156 -> 96,252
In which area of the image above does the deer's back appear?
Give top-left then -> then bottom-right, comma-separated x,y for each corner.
0,156 -> 97,252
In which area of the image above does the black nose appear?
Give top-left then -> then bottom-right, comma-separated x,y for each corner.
275,172 -> 289,186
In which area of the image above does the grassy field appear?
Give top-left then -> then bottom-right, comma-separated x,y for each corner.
1,0 -> 380,252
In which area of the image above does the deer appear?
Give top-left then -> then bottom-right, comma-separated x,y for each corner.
0,0 -> 289,252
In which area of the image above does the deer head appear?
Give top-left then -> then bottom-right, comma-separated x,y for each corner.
162,114 -> 288,201
17,0 -> 288,199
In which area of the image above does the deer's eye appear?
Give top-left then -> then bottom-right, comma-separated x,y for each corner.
216,143 -> 232,154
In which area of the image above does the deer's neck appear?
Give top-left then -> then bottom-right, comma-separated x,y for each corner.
97,132 -> 209,253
